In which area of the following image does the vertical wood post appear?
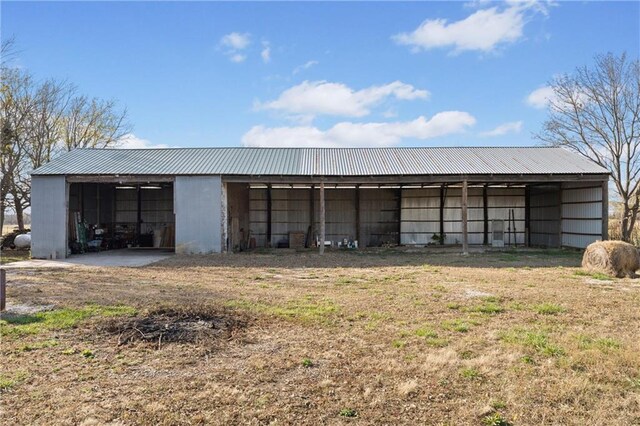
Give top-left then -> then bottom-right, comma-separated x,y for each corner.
79,183 -> 85,222
396,187 -> 402,245
524,185 -> 531,247
319,181 -> 325,255
0,268 -> 5,311
439,185 -> 445,245
462,180 -> 469,255
482,184 -> 488,246
602,180 -> 609,240
266,184 -> 272,247
355,185 -> 361,245
96,183 -> 100,225
136,185 -> 142,244
309,185 -> 315,246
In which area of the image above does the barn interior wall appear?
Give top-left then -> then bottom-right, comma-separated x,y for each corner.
243,181 -> 604,250
561,181 -> 604,248
529,185 -> 561,248
400,186 -> 525,246
359,188 -> 399,247
247,187 -> 401,248
226,183 -> 250,251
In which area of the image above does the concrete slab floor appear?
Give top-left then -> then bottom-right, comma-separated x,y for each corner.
3,249 -> 174,269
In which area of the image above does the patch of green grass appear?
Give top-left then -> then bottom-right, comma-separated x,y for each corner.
500,328 -> 565,357
81,349 -> 95,359
392,340 -> 406,349
471,302 -> 504,314
534,303 -> 565,315
0,371 -> 28,392
424,337 -> 449,348
520,355 -> 535,364
483,413 -> 511,426
577,335 -> 622,351
226,298 -> 338,324
441,319 -> 471,333
415,326 -> 438,338
0,305 -> 137,336
573,270 -> 611,280
446,303 -> 461,310
339,408 -> 358,418
61,348 -> 77,355
302,358 -> 313,368
499,252 -> 519,262
460,367 -> 481,379
18,339 -> 59,352
490,400 -> 507,410
336,277 -> 357,285
627,376 -> 640,389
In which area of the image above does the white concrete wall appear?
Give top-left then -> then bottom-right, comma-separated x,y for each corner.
31,175 -> 68,259
174,176 -> 223,254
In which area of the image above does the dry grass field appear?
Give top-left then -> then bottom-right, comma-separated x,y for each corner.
1,248 -> 639,425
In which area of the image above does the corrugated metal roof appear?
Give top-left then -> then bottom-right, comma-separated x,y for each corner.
30,147 -> 609,176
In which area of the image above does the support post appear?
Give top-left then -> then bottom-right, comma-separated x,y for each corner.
309,185 -> 315,247
355,185 -> 361,245
397,187 -> 402,245
266,184 -> 272,247
319,181 -> 325,255
96,183 -> 100,225
439,184 -> 445,245
0,268 -> 5,311
79,183 -> 85,222
136,185 -> 142,244
602,180 -> 609,240
483,184 -> 488,245
462,180 -> 469,255
525,185 -> 530,247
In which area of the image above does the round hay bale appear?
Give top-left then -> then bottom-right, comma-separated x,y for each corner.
582,240 -> 640,278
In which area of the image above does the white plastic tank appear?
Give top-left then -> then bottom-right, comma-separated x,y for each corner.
14,233 -> 31,249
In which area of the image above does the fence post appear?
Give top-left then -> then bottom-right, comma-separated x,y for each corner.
0,268 -> 6,311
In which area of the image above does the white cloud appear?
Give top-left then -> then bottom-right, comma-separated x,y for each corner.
480,120 -> 523,137
257,80 -> 430,119
393,2 -> 548,54
230,53 -> 247,63
116,134 -> 170,149
241,111 -> 476,147
292,60 -> 319,75
219,32 -> 251,63
220,32 -> 251,50
261,42 -> 271,63
526,85 -> 555,108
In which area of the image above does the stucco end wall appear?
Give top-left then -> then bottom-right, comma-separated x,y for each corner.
31,175 -> 68,259
174,176 -> 225,254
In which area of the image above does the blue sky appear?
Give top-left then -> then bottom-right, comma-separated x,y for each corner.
3,1 -> 639,148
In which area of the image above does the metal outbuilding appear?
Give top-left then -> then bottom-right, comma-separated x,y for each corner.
30,147 -> 609,258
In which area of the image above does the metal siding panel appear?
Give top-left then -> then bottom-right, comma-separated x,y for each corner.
175,176 -> 222,254
561,183 -> 604,248
31,176 -> 68,259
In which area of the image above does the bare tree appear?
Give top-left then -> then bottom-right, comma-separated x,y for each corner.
1,68 -> 33,232
1,38 -> 131,232
536,52 -> 640,242
61,95 -> 130,151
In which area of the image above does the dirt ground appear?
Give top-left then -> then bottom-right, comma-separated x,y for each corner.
1,248 -> 639,425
